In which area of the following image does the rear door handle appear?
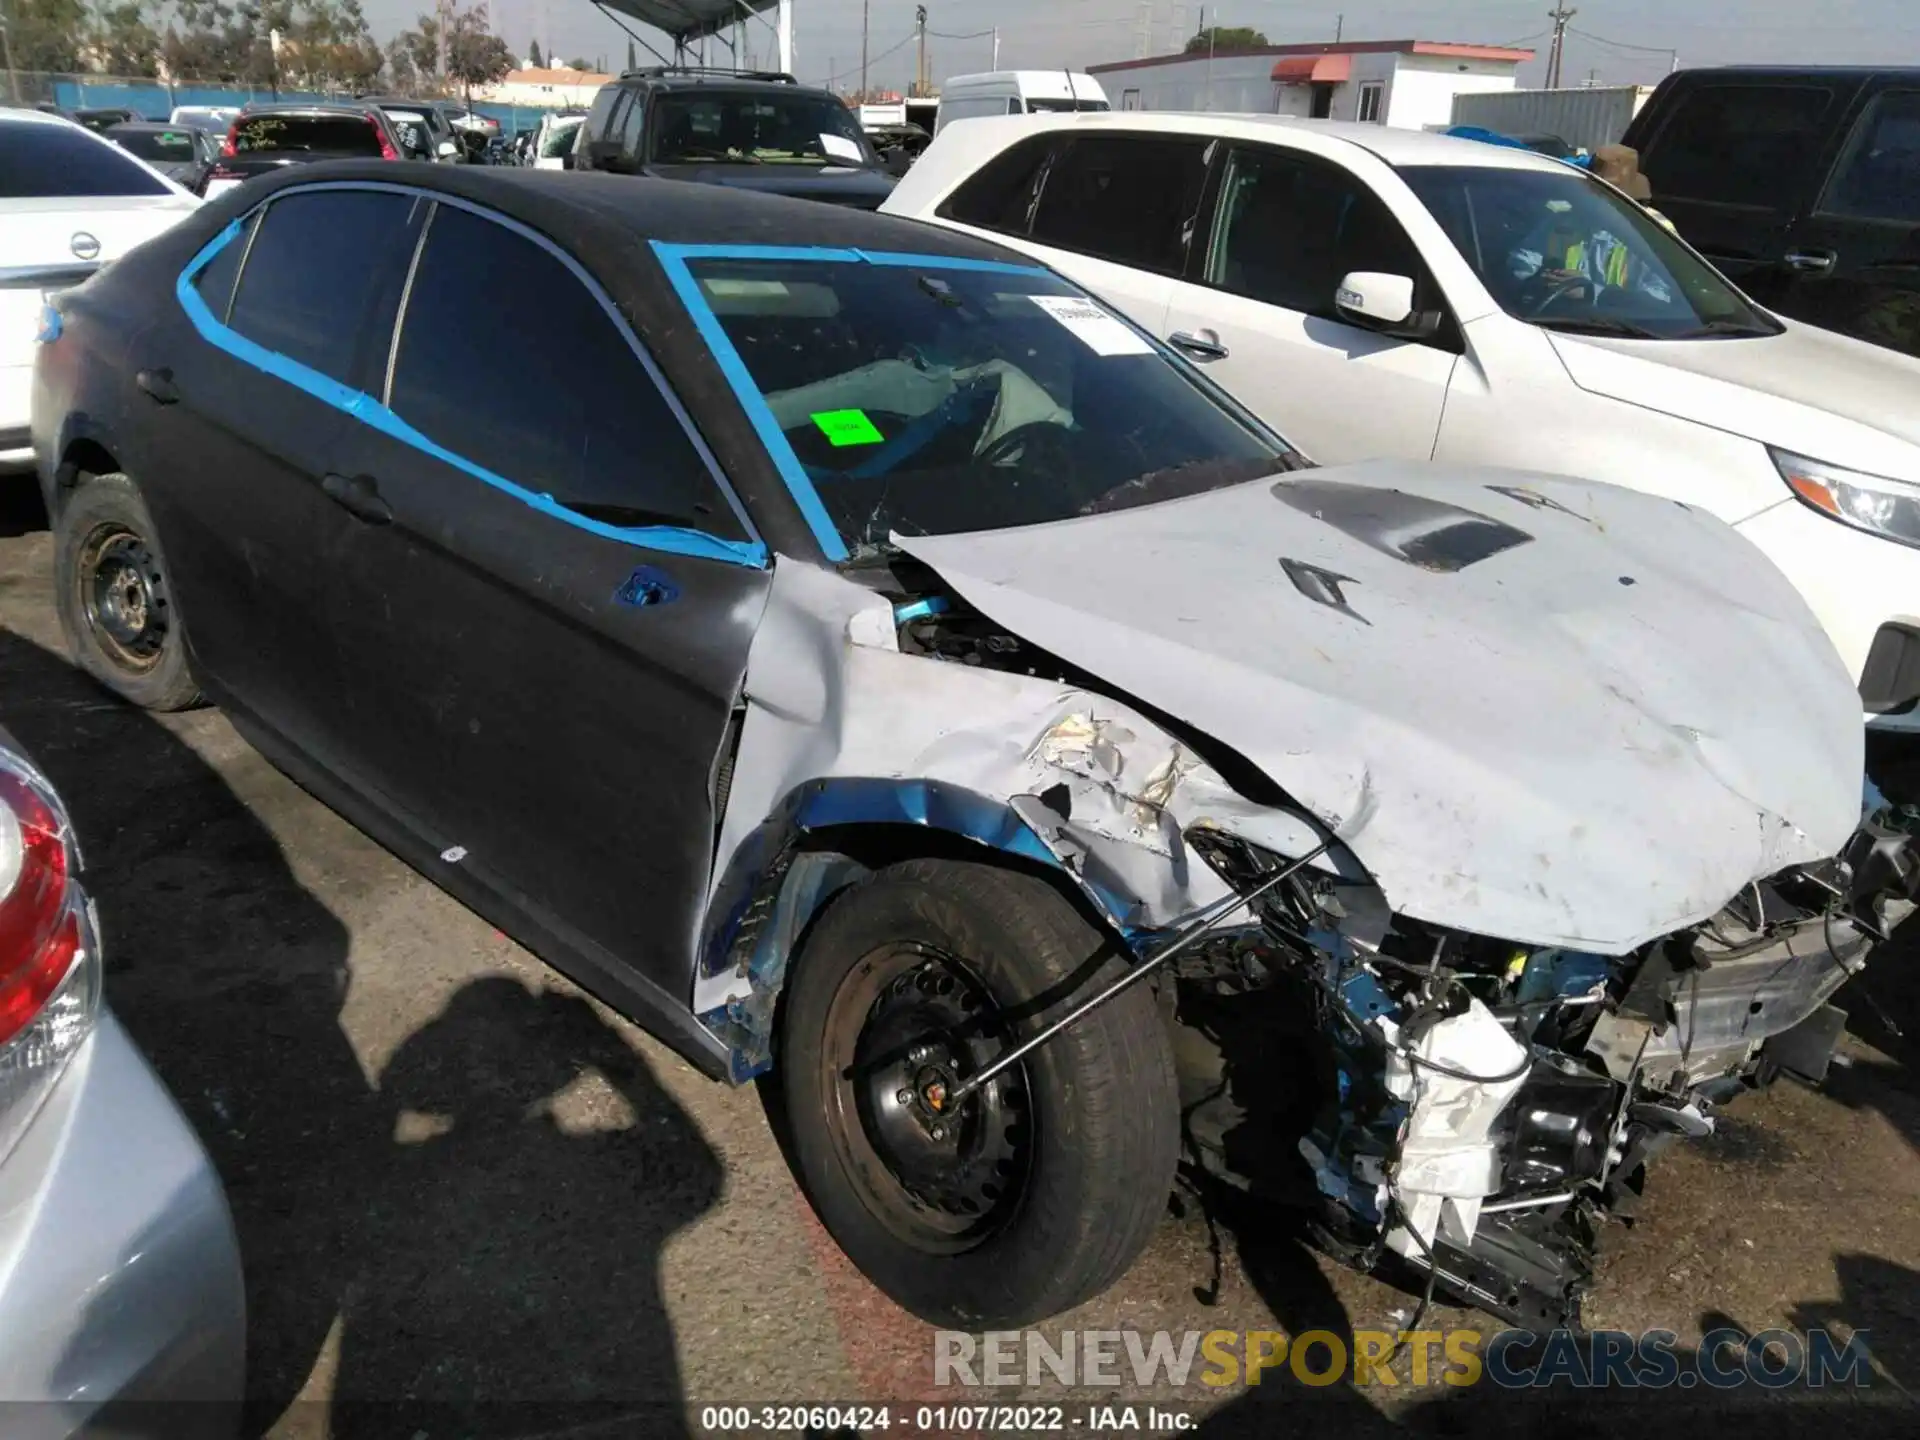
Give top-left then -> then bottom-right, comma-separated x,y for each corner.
135,367 -> 179,404
1168,329 -> 1229,361
320,472 -> 393,525
1784,248 -> 1838,274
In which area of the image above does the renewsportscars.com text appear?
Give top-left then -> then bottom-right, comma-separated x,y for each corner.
934,1327 -> 1875,1390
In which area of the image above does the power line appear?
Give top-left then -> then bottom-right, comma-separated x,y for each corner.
1568,27 -> 1676,56
822,31 -> 914,86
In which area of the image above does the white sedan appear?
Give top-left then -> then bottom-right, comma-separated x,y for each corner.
885,112 -> 1920,727
1,109 -> 200,473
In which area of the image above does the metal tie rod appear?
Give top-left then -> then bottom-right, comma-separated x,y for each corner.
941,840 -> 1334,1108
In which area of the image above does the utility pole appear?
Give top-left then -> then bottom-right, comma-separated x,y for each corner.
915,5 -> 927,96
992,27 -> 1000,69
1545,5 -> 1576,89
860,0 -> 870,101
1336,14 -> 1344,43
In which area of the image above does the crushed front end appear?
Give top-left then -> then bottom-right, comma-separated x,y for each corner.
1170,822 -> 1917,1330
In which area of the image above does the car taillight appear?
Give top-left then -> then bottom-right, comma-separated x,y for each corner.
374,118 -> 397,160
221,123 -> 238,157
0,749 -> 99,1163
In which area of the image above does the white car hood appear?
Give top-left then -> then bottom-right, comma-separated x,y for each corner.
1549,323 -> 1920,483
896,462 -> 1863,953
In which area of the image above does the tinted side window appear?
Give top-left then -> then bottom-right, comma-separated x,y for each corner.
390,205 -> 745,539
1028,135 -> 1210,273
192,210 -> 258,323
585,85 -> 621,137
1819,90 -> 1920,223
619,92 -> 646,157
1641,84 -> 1835,209
0,122 -> 170,198
937,133 -> 1056,233
1207,147 -> 1426,322
227,190 -> 426,388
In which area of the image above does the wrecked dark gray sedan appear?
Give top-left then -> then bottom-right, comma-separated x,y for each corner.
32,164 -> 1913,1331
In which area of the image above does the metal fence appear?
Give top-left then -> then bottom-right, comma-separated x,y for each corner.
5,71 -> 565,134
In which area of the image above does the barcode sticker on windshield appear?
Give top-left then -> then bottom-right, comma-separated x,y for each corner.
1027,295 -> 1155,356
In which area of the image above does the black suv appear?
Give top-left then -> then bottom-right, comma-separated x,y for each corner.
573,66 -> 895,209
1624,67 -> 1920,358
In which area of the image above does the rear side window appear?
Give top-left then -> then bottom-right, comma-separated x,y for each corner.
1208,146 -> 1428,325
108,128 -> 197,161
389,205 -> 745,539
1028,135 -> 1211,274
1819,90 -> 1920,224
192,210 -> 259,323
233,113 -> 382,155
227,190 -> 427,388
585,85 -> 623,137
0,122 -> 170,197
937,133 -> 1055,233
1640,84 -> 1834,209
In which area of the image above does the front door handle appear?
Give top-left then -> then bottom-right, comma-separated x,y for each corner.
1784,248 -> 1838,275
135,367 -> 179,404
320,472 -> 393,525
1168,329 -> 1229,361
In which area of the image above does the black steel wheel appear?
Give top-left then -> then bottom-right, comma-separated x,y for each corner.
779,858 -> 1180,1328
54,473 -> 203,711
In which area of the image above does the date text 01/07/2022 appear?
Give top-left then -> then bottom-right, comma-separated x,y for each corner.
696,1403 -> 1196,1432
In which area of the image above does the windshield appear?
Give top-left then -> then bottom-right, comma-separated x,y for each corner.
541,117 -> 585,157
1398,163 -> 1781,340
234,114 -> 382,155
1025,97 -> 1111,113
677,254 -> 1295,559
0,122 -> 171,197
651,91 -> 876,167
109,128 -> 200,162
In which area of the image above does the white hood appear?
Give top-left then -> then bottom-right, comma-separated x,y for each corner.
896,462 -> 1864,953
1549,322 -> 1920,483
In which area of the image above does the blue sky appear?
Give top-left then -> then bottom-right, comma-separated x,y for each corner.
371,0 -> 1920,90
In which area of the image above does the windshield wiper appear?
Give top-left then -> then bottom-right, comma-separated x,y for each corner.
1076,457 -> 1289,517
1674,317 -> 1780,339
1530,315 -> 1666,339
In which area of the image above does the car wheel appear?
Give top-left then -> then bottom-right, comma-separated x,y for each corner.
779,857 -> 1179,1328
53,472 -> 203,712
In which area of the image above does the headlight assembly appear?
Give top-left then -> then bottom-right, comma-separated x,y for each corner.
1773,448 -> 1920,549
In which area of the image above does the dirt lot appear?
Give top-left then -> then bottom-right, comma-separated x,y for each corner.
2,483 -> 1917,1439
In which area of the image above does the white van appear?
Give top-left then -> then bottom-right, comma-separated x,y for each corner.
933,71 -> 1109,134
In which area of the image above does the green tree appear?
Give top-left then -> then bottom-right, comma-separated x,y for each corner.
564,55 -> 587,71
90,0 -> 162,76
444,0 -> 508,108
526,35 -> 540,66
6,0 -> 91,72
1185,25 -> 1267,53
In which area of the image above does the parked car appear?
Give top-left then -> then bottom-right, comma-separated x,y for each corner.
528,108 -> 588,169
104,121 -> 221,194
933,70 -> 1110,133
1,109 -> 199,474
71,106 -> 144,133
204,103 -> 407,199
574,66 -> 895,208
30,163 -> 1908,1334
169,105 -> 241,131
0,726 -> 245,1432
885,112 -> 1920,728
1623,66 -> 1920,362
356,95 -> 463,162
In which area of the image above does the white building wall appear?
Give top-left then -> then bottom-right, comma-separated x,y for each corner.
1101,54 -> 1281,114
1383,55 -> 1518,131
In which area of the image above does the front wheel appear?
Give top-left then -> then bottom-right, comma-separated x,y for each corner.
779,858 -> 1179,1328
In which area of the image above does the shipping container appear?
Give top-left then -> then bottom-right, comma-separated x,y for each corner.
1448,86 -> 1654,152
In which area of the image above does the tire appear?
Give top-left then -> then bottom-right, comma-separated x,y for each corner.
53,472 -> 203,712
779,857 -> 1179,1328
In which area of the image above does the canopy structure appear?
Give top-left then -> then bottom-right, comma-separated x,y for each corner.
593,0 -> 794,72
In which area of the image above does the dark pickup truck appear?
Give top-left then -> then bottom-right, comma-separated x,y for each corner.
1624,67 -> 1920,357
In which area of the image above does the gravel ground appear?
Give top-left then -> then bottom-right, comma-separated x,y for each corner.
3,483 -> 1916,1439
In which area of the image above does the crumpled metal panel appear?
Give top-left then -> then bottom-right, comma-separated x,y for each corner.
897,462 -> 1864,954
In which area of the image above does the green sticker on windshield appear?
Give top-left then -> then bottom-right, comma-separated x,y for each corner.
812,408 -> 884,447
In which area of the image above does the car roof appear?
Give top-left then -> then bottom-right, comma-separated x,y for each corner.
238,101 -> 377,116
234,159 -> 1017,258
105,120 -> 191,133
1,106 -> 84,128
927,110 -> 1570,173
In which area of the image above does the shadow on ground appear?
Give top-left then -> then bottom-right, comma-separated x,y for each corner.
0,629 -> 721,1436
